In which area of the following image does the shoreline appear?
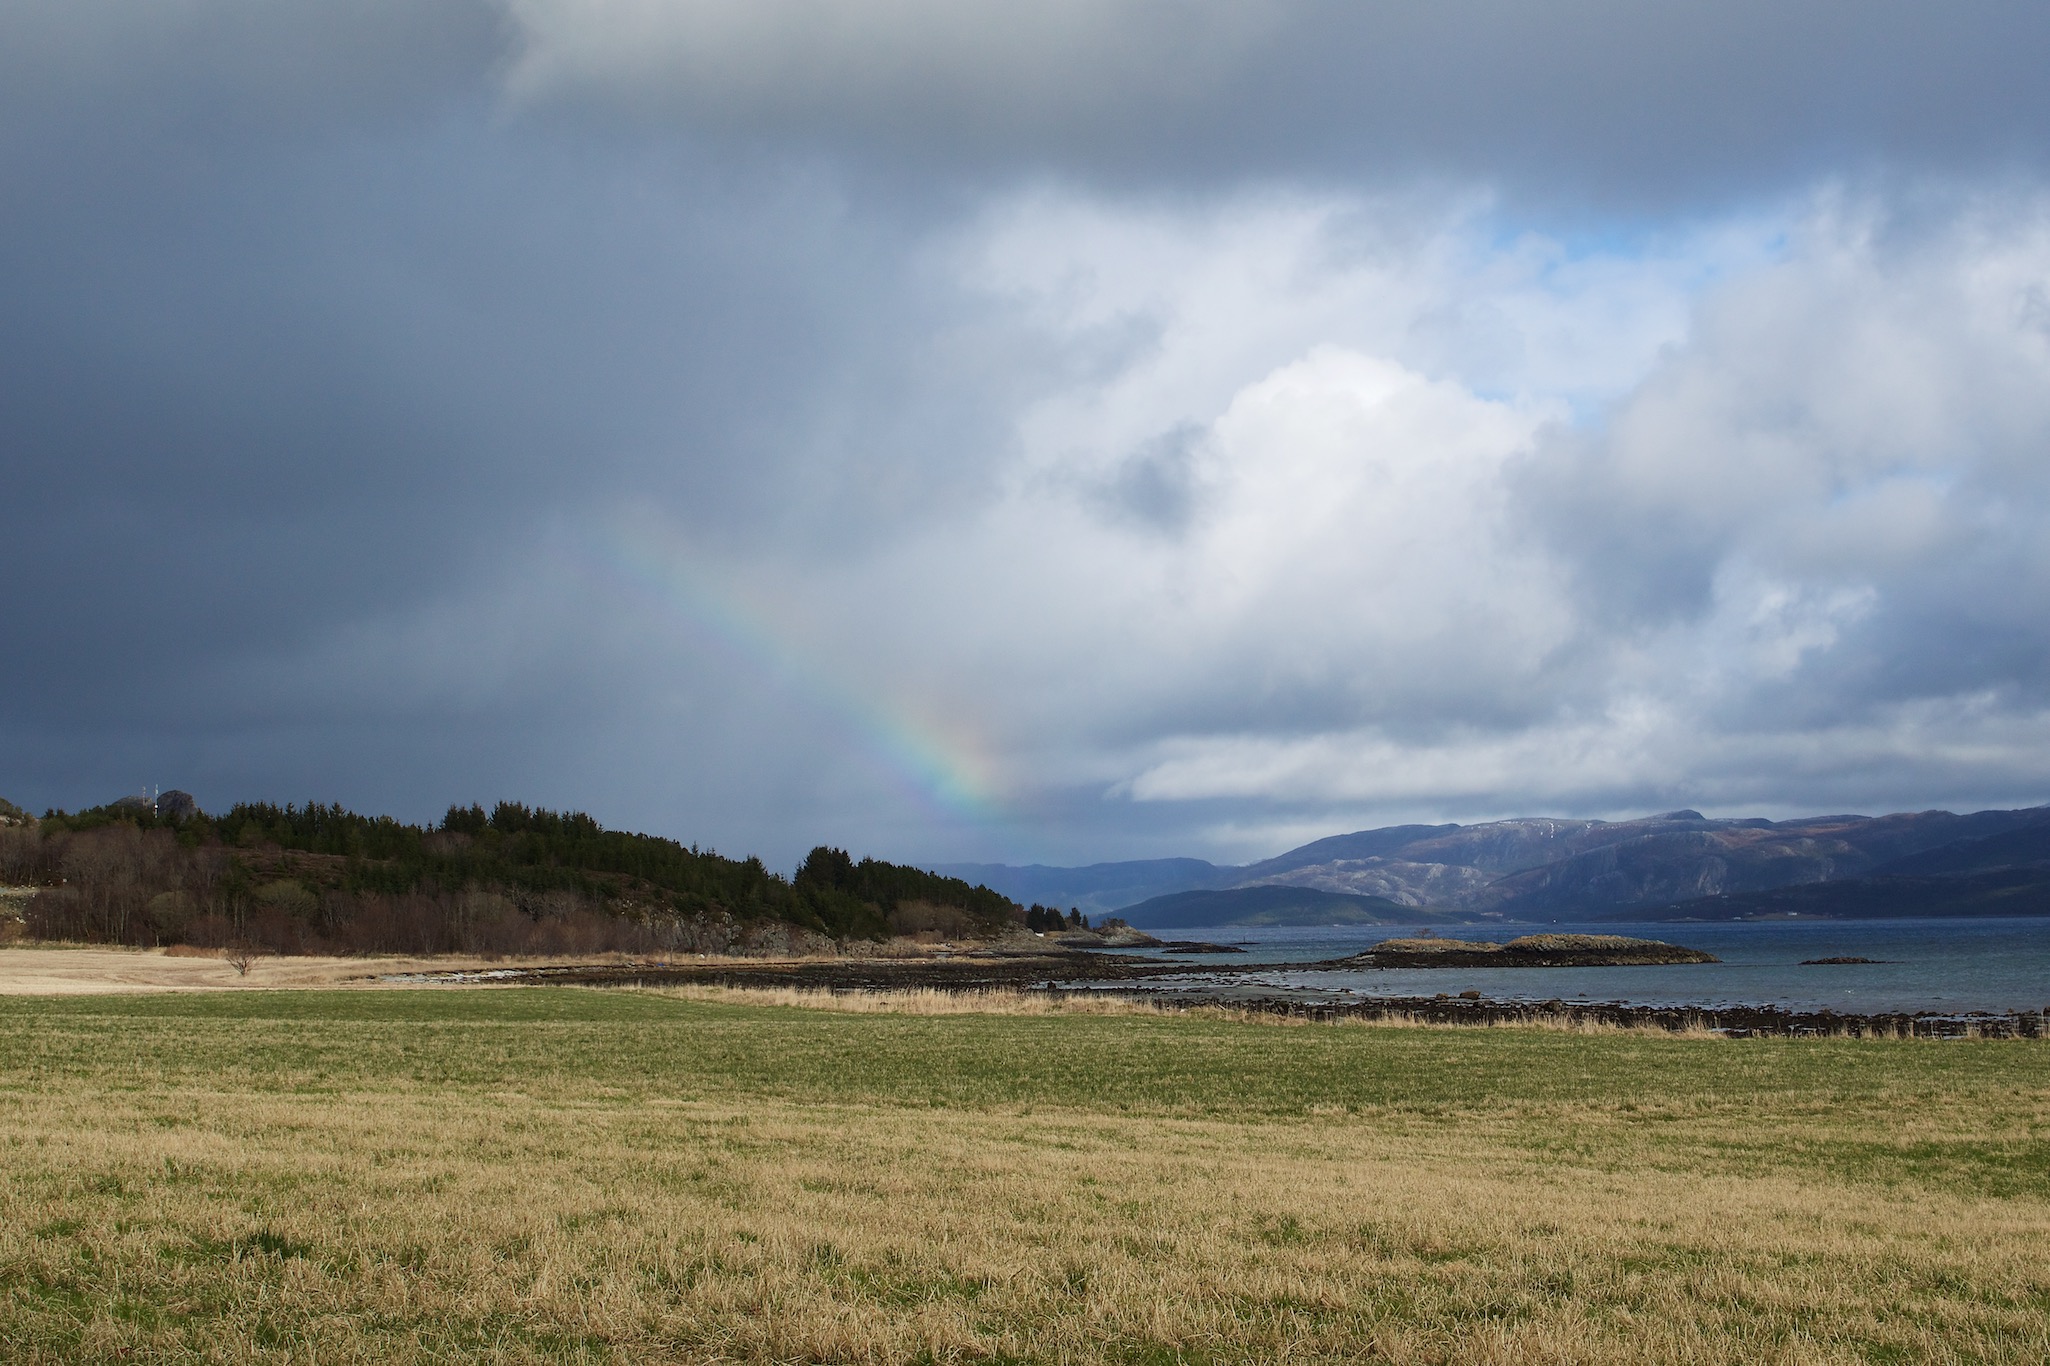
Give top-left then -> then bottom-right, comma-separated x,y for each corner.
5,944 -> 2041,1036
382,954 -> 2050,1038
382,949 -> 1199,991
1100,988 -> 2050,1039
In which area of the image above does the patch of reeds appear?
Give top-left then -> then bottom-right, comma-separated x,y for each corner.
649,982 -> 1730,1036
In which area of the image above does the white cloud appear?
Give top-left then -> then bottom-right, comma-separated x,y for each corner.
680,186 -> 2050,840
716,192 -> 1714,793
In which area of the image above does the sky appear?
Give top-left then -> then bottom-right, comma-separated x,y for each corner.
6,1 -> 2050,870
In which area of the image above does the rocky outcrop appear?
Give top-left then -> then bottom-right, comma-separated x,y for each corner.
108,790 -> 199,821
1049,919 -> 1163,948
1339,933 -> 1717,968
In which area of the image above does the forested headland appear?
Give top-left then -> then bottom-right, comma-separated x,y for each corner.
0,795 -> 1020,956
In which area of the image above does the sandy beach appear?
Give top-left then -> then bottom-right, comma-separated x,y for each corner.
0,946 -> 517,995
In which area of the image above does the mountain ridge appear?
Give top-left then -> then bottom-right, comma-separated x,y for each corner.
937,804 -> 2050,924
1113,885 -> 1459,929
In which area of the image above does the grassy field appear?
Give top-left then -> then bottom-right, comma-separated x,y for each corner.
1,987 -> 2047,1363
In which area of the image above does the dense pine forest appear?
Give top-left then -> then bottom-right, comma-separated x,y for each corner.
0,794 -> 1020,956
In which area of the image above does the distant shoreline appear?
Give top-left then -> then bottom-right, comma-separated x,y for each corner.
8,940 -> 2044,1038
1097,988 -> 2048,1040
375,948 -> 2045,1038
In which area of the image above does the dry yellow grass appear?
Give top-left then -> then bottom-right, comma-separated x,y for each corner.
7,1084 -> 2045,1362
1,987 -> 2046,1362
648,983 -> 1724,1035
649,982 -> 1175,1015
0,945 -> 525,994
0,947 -> 861,996
0,944 -> 1008,996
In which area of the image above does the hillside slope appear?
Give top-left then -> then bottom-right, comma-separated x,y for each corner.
946,805 -> 2050,922
0,797 -> 1020,954
927,858 -> 1232,918
1622,867 -> 2050,921
1114,884 -> 1467,929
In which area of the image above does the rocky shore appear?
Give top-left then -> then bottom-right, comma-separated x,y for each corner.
1120,989 -> 2050,1039
377,941 -> 2043,1040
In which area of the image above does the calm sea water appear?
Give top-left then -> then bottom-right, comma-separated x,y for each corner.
1106,918 -> 2050,1015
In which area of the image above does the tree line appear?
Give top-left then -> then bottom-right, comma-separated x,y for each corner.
1024,904 -> 1090,932
0,796 -> 1020,956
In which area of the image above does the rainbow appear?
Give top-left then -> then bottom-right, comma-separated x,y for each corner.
563,514 -> 1001,821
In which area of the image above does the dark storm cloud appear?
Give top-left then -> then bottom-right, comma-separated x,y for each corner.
5,0 -> 2050,866
0,7 -> 1030,839
502,0 -> 2050,203
18,2 -> 2042,200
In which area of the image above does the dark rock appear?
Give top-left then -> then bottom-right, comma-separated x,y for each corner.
109,790 -> 198,820
1108,991 -> 2047,1039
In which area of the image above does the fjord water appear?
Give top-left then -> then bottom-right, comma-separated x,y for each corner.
1132,918 -> 2050,1015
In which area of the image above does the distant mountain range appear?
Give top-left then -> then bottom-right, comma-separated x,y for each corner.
929,858 -> 1236,918
935,805 -> 2050,925
1100,885 -> 1467,930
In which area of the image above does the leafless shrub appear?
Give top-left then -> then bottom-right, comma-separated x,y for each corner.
886,899 -> 982,938
0,823 -> 42,882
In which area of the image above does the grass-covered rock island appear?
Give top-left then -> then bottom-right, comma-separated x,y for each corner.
1344,932 -> 1719,968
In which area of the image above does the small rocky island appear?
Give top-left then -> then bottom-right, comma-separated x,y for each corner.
1339,933 -> 1719,968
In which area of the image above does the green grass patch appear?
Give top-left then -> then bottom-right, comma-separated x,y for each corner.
1,988 -> 2039,1120
1,988 -> 2047,1363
